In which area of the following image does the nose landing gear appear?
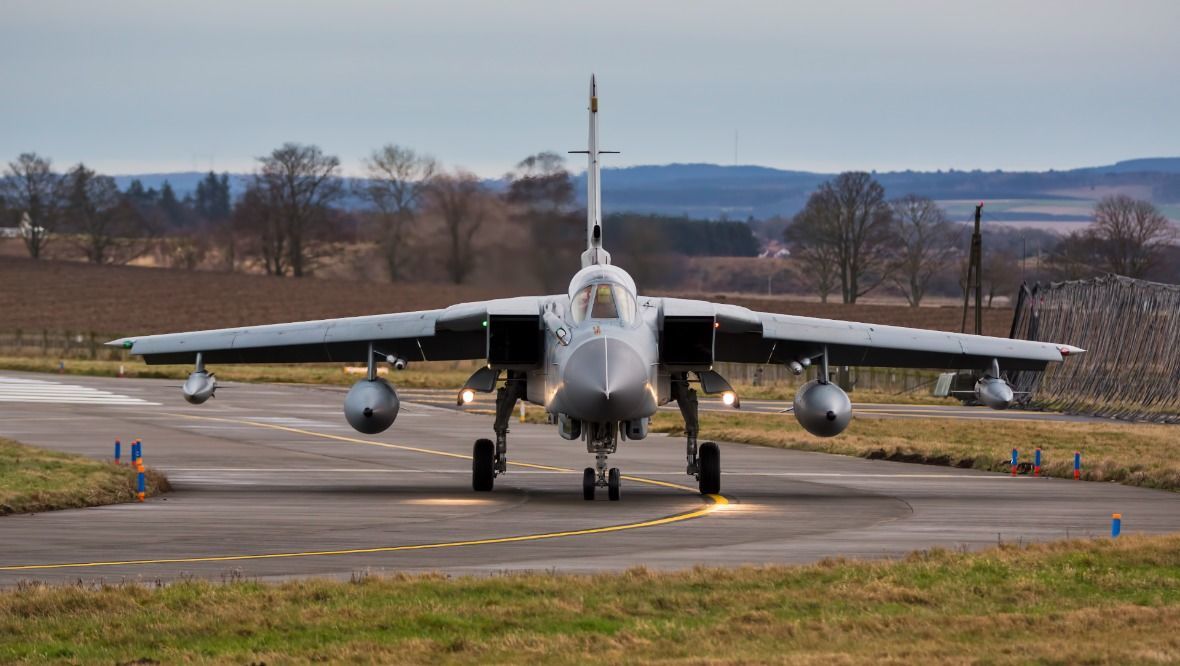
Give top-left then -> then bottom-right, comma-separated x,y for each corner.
582,423 -> 621,501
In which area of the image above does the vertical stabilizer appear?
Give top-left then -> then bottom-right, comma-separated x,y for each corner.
578,74 -> 613,267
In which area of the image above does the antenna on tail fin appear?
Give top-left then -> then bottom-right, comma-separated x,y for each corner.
570,74 -> 618,267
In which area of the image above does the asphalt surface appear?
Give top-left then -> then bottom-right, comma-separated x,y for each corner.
1,370 -> 1176,587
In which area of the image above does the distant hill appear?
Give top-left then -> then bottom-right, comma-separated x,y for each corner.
112,157 -> 1180,221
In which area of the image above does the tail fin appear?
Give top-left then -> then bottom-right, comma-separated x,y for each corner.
573,74 -> 617,267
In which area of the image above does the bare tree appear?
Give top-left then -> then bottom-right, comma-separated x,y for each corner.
888,194 -> 958,306
253,143 -> 343,277
61,163 -> 153,264
1,153 -> 60,259
784,206 -> 840,303
504,152 -> 581,292
1090,194 -> 1175,278
785,172 -> 893,303
357,145 -> 437,281
426,170 -> 490,284
235,184 -> 289,276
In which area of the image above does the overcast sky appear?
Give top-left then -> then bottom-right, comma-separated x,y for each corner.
3,0 -> 1178,177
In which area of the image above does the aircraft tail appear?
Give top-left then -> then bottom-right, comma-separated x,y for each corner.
575,74 -> 617,267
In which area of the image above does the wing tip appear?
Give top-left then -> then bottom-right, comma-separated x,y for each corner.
1058,345 -> 1086,357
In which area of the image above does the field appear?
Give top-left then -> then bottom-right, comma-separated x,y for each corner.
0,438 -> 169,514
0,256 -> 1016,338
648,411 -> 1180,492
2,535 -> 1178,663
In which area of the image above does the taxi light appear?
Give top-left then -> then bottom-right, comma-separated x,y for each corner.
722,391 -> 736,406
460,389 -> 476,404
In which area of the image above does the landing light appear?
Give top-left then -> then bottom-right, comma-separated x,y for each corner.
460,389 -> 476,404
722,391 -> 737,407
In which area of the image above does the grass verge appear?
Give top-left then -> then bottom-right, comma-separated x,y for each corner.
0,356 -> 964,407
0,355 -> 474,390
0,438 -> 169,515
648,410 -> 1180,491
2,535 -> 1178,663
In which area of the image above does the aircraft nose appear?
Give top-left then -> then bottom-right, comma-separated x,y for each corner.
562,337 -> 653,421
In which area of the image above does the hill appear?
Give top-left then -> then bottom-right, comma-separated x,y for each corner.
112,158 -> 1180,223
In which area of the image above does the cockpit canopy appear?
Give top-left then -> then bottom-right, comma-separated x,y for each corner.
570,282 -> 637,326
566,264 -> 639,327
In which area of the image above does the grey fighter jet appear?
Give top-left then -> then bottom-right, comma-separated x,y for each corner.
110,76 -> 1084,501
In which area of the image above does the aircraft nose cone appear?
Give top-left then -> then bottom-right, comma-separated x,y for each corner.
562,338 -> 653,421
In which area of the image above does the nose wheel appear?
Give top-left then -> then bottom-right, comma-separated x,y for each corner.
582,465 -> 621,501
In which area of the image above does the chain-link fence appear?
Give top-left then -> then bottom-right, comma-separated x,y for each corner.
1010,275 -> 1180,423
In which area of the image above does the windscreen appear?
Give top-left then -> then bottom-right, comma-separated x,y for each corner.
590,284 -> 617,319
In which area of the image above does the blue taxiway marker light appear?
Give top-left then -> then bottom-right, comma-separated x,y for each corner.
1010,448 -> 1018,476
1112,513 -> 1122,538
1034,447 -> 1042,477
1074,451 -> 1082,480
114,439 -> 121,464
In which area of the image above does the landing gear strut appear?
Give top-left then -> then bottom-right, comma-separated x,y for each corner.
582,422 -> 621,501
673,373 -> 721,495
471,372 -> 526,492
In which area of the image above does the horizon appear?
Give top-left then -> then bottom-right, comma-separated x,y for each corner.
3,1 -> 1179,178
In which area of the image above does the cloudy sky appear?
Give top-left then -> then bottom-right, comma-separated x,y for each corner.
2,0 -> 1177,177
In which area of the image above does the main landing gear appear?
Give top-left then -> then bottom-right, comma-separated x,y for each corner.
582,422 -> 621,501
673,373 -> 721,495
472,375 -> 525,492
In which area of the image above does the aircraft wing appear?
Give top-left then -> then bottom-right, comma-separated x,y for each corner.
107,296 -> 549,365
660,297 -> 1080,372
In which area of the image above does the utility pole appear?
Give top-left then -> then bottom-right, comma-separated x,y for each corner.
960,202 -> 983,335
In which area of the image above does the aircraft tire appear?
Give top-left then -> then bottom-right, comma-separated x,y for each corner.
698,441 -> 720,495
582,467 -> 596,500
473,438 -> 495,491
607,467 -> 621,501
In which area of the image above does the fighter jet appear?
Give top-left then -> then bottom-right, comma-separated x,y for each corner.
109,76 -> 1084,501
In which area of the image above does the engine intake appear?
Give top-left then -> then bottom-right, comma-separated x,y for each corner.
344,379 -> 400,434
793,380 -> 852,437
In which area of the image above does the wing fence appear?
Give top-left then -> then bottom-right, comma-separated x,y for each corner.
1009,274 -> 1180,423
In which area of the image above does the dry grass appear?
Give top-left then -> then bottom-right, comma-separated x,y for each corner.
0,438 -> 169,515
649,411 -> 1180,491
0,355 -> 477,390
1,535 -> 1178,663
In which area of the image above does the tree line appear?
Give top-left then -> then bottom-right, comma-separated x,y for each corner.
1,146 -> 759,287
782,171 -> 1179,306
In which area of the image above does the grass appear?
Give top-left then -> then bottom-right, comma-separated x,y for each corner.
1,535 -> 1178,663
647,410 -> 1180,491
0,355 -> 476,390
730,382 -> 959,406
0,438 -> 169,515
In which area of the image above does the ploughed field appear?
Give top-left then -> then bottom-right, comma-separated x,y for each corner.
1,257 -> 1013,336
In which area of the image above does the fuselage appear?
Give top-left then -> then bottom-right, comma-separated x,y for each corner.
540,264 -> 662,426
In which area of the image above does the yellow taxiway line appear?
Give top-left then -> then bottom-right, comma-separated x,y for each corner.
0,413 -> 725,572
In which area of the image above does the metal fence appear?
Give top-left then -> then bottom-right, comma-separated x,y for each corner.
1009,275 -> 1180,423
